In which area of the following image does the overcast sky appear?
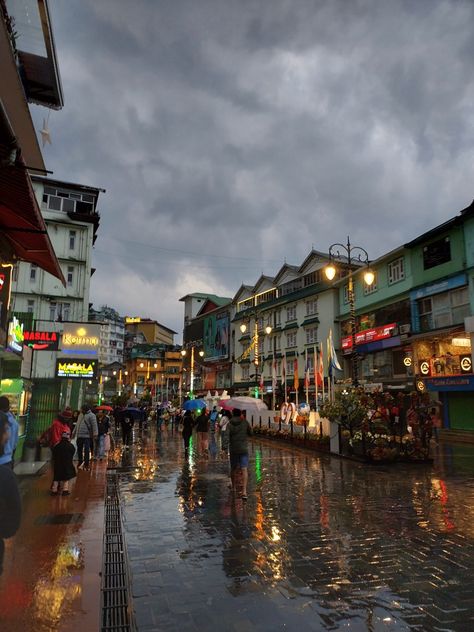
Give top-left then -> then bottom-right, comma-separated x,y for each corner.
32,0 -> 474,340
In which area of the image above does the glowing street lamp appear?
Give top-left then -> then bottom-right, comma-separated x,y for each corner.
324,236 -> 374,387
181,346 -> 204,398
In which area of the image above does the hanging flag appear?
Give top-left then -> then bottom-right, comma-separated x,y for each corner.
304,356 -> 310,390
272,359 -> 277,393
329,328 -> 342,371
293,358 -> 299,390
317,346 -> 324,386
282,354 -> 286,390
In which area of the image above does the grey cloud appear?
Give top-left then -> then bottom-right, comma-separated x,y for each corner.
29,0 -> 474,337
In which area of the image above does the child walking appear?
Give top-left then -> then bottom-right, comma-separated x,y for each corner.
51,431 -> 76,496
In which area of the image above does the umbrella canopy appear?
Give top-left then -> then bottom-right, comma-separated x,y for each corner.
183,399 -> 207,411
96,405 -> 113,411
224,396 -> 268,413
218,400 -> 233,411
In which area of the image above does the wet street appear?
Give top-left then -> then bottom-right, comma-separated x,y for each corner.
117,429 -> 474,632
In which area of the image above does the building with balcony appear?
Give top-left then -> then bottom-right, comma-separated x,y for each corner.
89,305 -> 125,366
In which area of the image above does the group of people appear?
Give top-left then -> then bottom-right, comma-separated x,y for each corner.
179,406 -> 252,500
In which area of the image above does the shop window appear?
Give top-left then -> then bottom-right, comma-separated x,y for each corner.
388,257 -> 405,284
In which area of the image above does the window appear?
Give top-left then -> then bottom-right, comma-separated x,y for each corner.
286,305 -> 296,321
276,360 -> 281,375
280,279 -> 303,296
286,332 -> 297,347
49,301 -> 57,320
306,299 -> 318,316
303,270 -> 321,287
67,266 -> 74,287
30,264 -> 37,282
258,338 -> 264,354
274,334 -> 281,351
49,301 -> 71,321
305,327 -> 317,344
27,299 -> 35,314
274,310 -> 281,326
286,360 -> 294,376
388,257 -> 405,284
423,237 -> 451,270
418,286 -> 470,331
343,285 -> 350,304
242,366 -> 250,380
69,230 -> 76,250
364,273 -> 377,295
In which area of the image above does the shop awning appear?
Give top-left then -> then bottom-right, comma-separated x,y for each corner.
0,160 -> 65,284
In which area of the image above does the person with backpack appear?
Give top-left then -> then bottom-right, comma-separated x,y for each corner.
74,404 -> 98,470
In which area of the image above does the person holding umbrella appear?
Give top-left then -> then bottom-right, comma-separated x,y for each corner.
182,410 -> 194,455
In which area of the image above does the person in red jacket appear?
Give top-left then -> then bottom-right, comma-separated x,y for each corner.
50,409 -> 73,447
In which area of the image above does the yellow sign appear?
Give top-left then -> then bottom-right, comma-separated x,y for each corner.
403,357 -> 412,367
461,356 -> 472,372
125,317 -> 141,324
420,361 -> 430,376
416,380 -> 425,392
55,359 -> 98,379
61,323 -> 100,351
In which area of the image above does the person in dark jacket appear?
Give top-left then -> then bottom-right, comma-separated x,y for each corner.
228,408 -> 252,500
51,431 -> 76,495
195,408 -> 210,457
182,410 -> 194,454
120,408 -> 135,448
0,414 -> 21,573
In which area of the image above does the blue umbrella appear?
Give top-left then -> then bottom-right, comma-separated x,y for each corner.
183,399 -> 206,411
123,406 -> 144,419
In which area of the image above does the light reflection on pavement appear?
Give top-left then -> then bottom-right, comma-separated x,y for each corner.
119,428 -> 474,631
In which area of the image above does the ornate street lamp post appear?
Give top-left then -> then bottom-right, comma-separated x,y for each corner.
239,313 -> 272,399
324,236 -> 374,388
181,345 -> 204,399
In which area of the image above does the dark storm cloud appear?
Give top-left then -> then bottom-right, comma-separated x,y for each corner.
31,0 -> 474,337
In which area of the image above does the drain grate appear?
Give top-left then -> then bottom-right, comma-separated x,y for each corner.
100,472 -> 136,632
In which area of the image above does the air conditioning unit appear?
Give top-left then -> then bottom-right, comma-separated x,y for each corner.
399,324 -> 411,334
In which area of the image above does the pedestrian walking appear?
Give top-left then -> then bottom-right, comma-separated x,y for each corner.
182,410 -> 194,454
195,408 -> 210,457
96,410 -> 111,460
121,408 -> 135,448
219,410 -> 230,456
74,404 -> 98,470
0,396 -> 19,468
209,406 -> 219,432
228,408 -> 252,501
50,432 -> 76,495
0,414 -> 21,575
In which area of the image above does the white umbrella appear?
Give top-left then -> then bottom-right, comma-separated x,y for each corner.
225,396 -> 268,414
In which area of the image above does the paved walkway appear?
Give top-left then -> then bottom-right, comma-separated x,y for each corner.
117,428 -> 474,632
0,459 -> 106,632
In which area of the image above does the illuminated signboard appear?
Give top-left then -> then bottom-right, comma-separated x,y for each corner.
203,312 -> 230,361
55,359 -> 98,380
24,330 -> 59,351
7,316 -> 24,355
60,323 -> 100,353
0,264 -> 13,334
419,360 -> 431,376
460,354 -> 472,374
342,323 -> 397,350
125,317 -> 141,324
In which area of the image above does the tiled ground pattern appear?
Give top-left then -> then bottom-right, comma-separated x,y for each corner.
118,430 -> 474,631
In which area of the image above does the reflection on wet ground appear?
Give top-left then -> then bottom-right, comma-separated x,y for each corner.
0,461 -> 106,632
119,428 -> 474,631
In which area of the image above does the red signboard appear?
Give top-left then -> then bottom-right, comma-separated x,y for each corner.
24,330 -> 59,351
342,323 -> 397,350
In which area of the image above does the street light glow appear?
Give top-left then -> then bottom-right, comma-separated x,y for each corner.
364,269 -> 375,286
265,325 -> 272,335
199,350 -> 204,357
240,323 -> 247,333
324,264 -> 337,281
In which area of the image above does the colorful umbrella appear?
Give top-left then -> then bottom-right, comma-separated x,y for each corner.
183,399 -> 206,411
96,405 -> 113,411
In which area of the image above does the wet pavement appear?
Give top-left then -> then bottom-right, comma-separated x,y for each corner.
0,460 -> 106,632
116,429 -> 474,632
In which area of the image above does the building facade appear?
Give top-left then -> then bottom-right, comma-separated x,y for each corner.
89,305 -> 125,365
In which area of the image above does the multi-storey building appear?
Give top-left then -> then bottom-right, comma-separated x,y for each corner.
89,305 -> 125,365
124,317 -> 176,358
